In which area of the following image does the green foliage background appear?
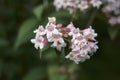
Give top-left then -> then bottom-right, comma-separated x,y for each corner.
0,0 -> 120,80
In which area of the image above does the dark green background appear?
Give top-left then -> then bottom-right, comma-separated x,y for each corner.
0,0 -> 120,80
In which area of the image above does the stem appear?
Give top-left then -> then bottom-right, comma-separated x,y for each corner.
71,9 -> 77,22
86,11 -> 96,27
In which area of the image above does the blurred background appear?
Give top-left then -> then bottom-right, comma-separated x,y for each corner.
0,0 -> 120,80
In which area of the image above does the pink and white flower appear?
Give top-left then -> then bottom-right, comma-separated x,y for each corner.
34,25 -> 46,36
78,1 -> 88,11
90,0 -> 102,8
83,26 -> 97,40
68,28 -> 81,41
31,36 -> 45,49
50,32 -> 66,51
45,23 -> 59,41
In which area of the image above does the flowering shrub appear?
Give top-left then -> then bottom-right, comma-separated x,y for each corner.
1,0 -> 120,80
31,17 -> 98,64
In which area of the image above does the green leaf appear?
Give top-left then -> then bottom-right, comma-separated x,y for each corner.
14,18 -> 38,50
23,67 -> 46,80
108,27 -> 119,40
68,64 -> 78,73
0,39 -> 9,47
48,65 -> 67,80
33,5 -> 44,20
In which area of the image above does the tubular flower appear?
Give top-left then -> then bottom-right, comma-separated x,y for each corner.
31,17 -> 98,64
50,32 -> 66,51
31,36 -> 46,49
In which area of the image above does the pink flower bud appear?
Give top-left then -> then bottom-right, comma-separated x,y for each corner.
57,23 -> 63,28
63,34 -> 68,38
43,39 -> 48,45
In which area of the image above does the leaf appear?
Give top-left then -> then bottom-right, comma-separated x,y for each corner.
0,39 -> 9,47
33,5 -> 44,20
14,18 -> 38,50
23,67 -> 46,80
48,65 -> 67,80
108,27 -> 119,40
68,64 -> 78,73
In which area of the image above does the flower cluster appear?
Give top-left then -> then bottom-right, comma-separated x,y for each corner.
65,23 -> 98,64
31,17 -> 98,64
31,17 -> 66,51
102,0 -> 120,25
54,0 -> 102,13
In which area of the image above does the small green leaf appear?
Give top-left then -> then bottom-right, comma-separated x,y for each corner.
14,18 -> 38,50
33,5 -> 43,20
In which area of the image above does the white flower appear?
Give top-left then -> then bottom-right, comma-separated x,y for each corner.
34,25 -> 46,37
83,26 -> 97,40
109,17 -> 118,25
90,0 -> 102,8
78,1 -> 88,11
66,22 -> 75,31
88,42 -> 98,53
45,23 -> 58,40
64,0 -> 78,13
48,17 -> 56,24
50,32 -> 66,51
72,35 -> 87,49
31,36 -> 45,49
53,0 -> 64,11
65,49 -> 90,64
68,28 -> 81,41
